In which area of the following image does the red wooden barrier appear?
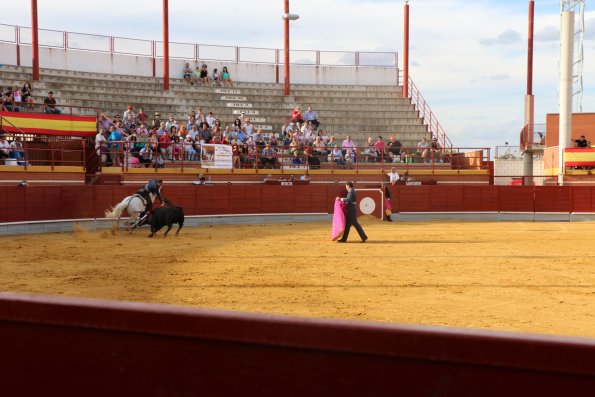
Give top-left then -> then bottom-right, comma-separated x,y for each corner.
1,185 -> 595,223
2,293 -> 595,396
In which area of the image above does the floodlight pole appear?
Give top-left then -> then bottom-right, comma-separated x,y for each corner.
523,0 -> 535,185
283,0 -> 291,96
163,0 -> 170,91
31,0 -> 39,81
403,1 -> 409,98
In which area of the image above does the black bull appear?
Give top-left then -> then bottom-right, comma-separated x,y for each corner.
149,205 -> 184,238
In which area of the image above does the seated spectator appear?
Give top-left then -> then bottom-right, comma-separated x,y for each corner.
129,153 -> 140,168
123,113 -> 137,131
291,106 -> 303,128
260,143 -> 278,168
42,91 -> 61,114
184,135 -> 196,160
222,66 -> 233,87
430,137 -> 443,162
282,121 -> 293,137
345,148 -> 355,166
0,135 -> 11,161
193,66 -> 202,85
21,82 -> 34,111
183,62 -> 193,84
331,147 -> 344,165
575,135 -> 589,148
341,135 -> 356,157
292,151 -> 303,165
199,64 -> 211,86
374,136 -> 386,160
10,136 -> 25,159
386,135 -> 402,163
206,112 -> 216,127
151,112 -> 162,129
303,106 -> 320,129
136,107 -> 149,125
212,68 -> 222,86
387,167 -> 400,185
417,137 -> 430,162
364,137 -> 377,162
123,105 -> 135,119
3,90 -> 20,112
312,136 -> 326,157
269,132 -> 279,147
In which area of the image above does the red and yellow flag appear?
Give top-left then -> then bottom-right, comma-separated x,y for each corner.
0,112 -> 96,137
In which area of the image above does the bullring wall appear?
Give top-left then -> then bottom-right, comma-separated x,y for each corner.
1,185 -> 595,223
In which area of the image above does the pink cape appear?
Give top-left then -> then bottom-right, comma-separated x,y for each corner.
331,200 -> 346,241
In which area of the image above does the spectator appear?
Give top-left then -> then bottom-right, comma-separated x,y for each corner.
575,135 -> 589,148
151,112 -> 162,130
291,106 -> 303,127
417,137 -> 430,162
269,132 -> 279,147
157,122 -> 168,138
4,90 -> 20,112
239,112 -> 249,125
165,116 -> 176,130
198,122 -> 212,143
386,135 -> 402,163
136,107 -> 149,125
341,135 -> 356,157
244,119 -> 254,137
222,66 -> 233,87
11,86 -> 23,109
123,105 -> 135,119
21,82 -> 34,111
387,167 -> 400,185
192,66 -> 201,85
212,68 -> 222,86
292,151 -> 303,165
9,136 -> 25,160
95,128 -> 108,166
123,113 -> 137,131
303,106 -> 319,129
282,121 -> 293,137
199,64 -> 211,86
260,143 -> 278,169
374,136 -> 386,160
331,146 -> 344,166
364,137 -> 377,162
108,125 -> 124,166
0,135 -> 11,161
42,91 -> 61,114
430,137 -> 442,162
206,112 -> 216,127
159,127 -> 172,160
312,136 -> 326,157
345,148 -> 355,166
232,118 -> 243,132
183,62 -> 193,84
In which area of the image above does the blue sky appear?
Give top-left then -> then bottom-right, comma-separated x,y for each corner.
2,0 -> 593,149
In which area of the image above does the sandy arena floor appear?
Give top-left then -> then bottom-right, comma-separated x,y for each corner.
2,219 -> 595,338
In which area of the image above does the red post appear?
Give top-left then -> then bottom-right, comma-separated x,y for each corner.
283,0 -> 290,96
162,0 -> 170,91
31,0 -> 40,80
402,1 -> 409,98
527,0 -> 534,96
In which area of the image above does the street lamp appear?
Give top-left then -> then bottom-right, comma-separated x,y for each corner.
282,1 -> 299,96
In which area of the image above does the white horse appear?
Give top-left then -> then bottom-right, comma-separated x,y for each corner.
105,193 -> 155,231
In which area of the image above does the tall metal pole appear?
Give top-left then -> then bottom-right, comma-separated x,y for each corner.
523,0 -> 535,185
402,1 -> 409,98
283,0 -> 290,96
527,0 -> 534,96
559,10 -> 574,186
31,0 -> 39,81
162,0 -> 170,91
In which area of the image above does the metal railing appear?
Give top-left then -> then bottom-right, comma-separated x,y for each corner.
96,142 -> 489,174
519,123 -> 546,152
0,23 -> 397,68
407,76 -> 453,152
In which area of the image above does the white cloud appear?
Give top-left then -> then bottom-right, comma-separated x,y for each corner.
535,26 -> 559,42
480,29 -> 523,46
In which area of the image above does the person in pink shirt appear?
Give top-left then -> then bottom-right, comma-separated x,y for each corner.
374,136 -> 386,161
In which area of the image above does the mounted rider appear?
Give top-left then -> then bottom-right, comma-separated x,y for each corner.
137,179 -> 164,224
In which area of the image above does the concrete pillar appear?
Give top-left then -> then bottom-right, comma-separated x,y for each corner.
524,94 -> 534,185
558,11 -> 574,186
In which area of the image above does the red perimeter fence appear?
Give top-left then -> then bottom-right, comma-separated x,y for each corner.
1,184 -> 595,223
2,293 -> 595,395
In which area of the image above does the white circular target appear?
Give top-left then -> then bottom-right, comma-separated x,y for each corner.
359,197 -> 376,215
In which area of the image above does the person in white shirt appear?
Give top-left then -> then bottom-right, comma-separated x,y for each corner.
244,119 -> 254,137
387,167 -> 400,185
206,112 -> 216,127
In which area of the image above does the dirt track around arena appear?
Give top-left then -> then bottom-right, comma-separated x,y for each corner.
2,219 -> 595,338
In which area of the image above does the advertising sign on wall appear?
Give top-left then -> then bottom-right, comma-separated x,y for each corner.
200,144 -> 233,169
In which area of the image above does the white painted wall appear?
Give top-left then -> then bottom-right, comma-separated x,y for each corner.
494,157 -> 545,186
1,42 -> 398,86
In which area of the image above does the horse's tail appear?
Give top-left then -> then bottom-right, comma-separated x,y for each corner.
105,198 -> 130,219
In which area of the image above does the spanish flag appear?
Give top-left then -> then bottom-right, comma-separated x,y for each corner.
0,112 -> 96,137
564,148 -> 595,167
